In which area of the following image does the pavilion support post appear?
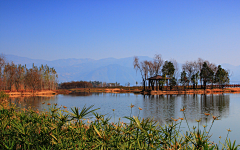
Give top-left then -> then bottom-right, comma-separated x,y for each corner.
158,80 -> 160,91
153,80 -> 155,91
159,80 -> 161,90
146,75 -> 172,92
153,81 -> 154,91
156,80 -> 158,91
148,80 -> 150,90
167,79 -> 169,90
144,80 -> 145,91
153,81 -> 155,90
152,80 -> 153,90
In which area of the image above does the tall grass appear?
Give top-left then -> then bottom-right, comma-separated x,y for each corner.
0,92 -> 239,149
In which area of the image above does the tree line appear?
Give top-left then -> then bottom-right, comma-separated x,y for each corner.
134,54 -> 230,90
60,81 -> 121,89
60,81 -> 93,89
0,55 -> 58,91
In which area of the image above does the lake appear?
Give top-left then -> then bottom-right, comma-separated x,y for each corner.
9,93 -> 240,144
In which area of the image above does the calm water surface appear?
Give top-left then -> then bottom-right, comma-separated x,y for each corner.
10,93 -> 240,144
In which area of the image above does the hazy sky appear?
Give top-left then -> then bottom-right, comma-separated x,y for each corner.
0,0 -> 240,65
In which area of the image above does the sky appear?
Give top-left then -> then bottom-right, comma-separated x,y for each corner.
0,0 -> 240,65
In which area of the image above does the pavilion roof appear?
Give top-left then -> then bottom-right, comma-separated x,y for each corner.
147,75 -> 171,80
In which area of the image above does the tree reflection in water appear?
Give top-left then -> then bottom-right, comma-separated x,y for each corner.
142,94 -> 229,125
9,96 -> 57,111
8,93 -> 230,126
7,93 -> 238,143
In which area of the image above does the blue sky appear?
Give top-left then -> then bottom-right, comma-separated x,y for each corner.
0,0 -> 240,65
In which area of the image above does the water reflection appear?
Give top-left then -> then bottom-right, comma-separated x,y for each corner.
142,95 -> 178,124
9,96 -> 57,111
9,93 -> 230,125
142,94 -> 230,124
8,93 -> 238,143
69,92 -> 93,96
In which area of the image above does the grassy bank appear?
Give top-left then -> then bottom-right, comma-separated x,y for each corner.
0,91 -> 239,149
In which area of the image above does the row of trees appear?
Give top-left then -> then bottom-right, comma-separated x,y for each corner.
60,81 -> 121,89
60,81 -> 93,89
134,55 -> 230,90
180,60 -> 229,89
89,81 -> 120,87
0,55 -> 58,91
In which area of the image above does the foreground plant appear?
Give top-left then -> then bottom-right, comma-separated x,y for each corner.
0,93 -> 239,149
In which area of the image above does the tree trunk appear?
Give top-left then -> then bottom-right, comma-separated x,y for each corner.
204,81 -> 206,90
200,78 -> 202,89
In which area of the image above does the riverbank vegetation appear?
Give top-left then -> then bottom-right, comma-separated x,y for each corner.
0,55 -> 58,91
134,55 -> 230,90
0,92 -> 239,149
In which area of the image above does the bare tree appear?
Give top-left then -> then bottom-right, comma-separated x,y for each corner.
15,64 -> 25,91
0,54 -> 6,90
50,67 -> 58,90
0,54 -> 5,70
182,61 -> 197,88
147,61 -> 155,77
4,62 -> 17,91
25,66 -> 41,91
134,56 -> 150,90
153,54 -> 164,75
196,58 -> 204,88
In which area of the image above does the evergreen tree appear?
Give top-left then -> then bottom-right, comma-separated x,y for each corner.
215,65 -> 229,88
169,77 -> 177,90
180,71 -> 188,90
162,61 -> 175,77
200,62 -> 214,89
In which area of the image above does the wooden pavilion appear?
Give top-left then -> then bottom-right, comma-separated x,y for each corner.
145,75 -> 171,91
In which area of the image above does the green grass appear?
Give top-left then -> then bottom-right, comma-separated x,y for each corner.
0,92 -> 239,149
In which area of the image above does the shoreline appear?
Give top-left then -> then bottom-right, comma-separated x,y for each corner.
142,88 -> 240,95
3,88 -> 240,97
58,88 -> 240,95
4,90 -> 57,97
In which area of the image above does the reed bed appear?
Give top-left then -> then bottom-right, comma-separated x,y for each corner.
0,91 -> 239,149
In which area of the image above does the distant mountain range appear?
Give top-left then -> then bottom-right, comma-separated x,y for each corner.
5,55 -> 240,85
